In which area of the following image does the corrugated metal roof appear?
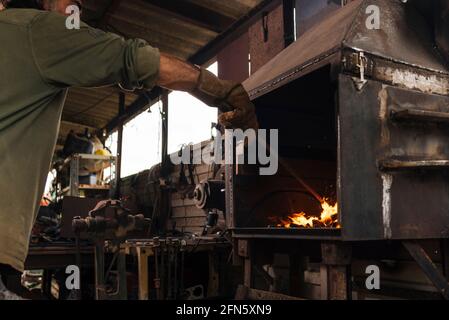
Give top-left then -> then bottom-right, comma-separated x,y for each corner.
59,0 -> 264,147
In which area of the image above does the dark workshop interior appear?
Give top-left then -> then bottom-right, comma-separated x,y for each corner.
2,0 -> 449,302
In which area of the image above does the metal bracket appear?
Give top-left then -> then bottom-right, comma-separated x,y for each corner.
390,108 -> 449,124
353,52 -> 368,90
343,51 -> 373,91
403,241 -> 449,300
379,159 -> 449,171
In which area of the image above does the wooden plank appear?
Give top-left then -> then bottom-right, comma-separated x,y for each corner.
143,0 -> 235,33
189,0 -> 259,19
137,247 -> 150,300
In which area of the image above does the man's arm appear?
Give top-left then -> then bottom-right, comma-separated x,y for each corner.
157,54 -> 199,92
157,53 -> 259,130
31,11 -> 258,130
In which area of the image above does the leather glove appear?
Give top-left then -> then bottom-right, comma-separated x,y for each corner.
191,68 -> 259,130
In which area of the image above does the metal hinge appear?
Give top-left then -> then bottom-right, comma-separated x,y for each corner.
343,51 -> 373,91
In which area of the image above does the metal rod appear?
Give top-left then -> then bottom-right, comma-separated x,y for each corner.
167,238 -> 172,299
117,249 -> 128,300
160,243 -> 165,299
174,241 -> 178,299
154,244 -> 161,300
94,241 -> 105,300
180,248 -> 185,298
115,92 -> 125,199
75,234 -> 83,299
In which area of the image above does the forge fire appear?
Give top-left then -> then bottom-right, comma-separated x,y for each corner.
270,199 -> 340,229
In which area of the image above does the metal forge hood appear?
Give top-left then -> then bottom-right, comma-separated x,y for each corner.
244,0 -> 449,99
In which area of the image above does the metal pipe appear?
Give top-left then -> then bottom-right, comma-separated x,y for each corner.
173,240 -> 178,299
153,238 -> 161,300
167,238 -> 172,299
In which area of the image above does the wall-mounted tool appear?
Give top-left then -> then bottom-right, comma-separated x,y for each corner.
193,180 -> 226,212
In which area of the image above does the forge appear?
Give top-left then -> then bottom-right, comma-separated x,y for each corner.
225,0 -> 449,241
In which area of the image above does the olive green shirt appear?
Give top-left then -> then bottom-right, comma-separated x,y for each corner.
0,9 -> 160,271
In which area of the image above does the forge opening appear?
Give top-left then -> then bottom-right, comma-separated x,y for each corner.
234,65 -> 339,231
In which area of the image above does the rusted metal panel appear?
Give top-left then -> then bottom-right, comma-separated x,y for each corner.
339,74 -> 449,240
344,0 -> 447,74
338,76 -> 390,241
383,87 -> 449,239
341,50 -> 449,96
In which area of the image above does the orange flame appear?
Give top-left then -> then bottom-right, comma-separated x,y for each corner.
273,199 -> 340,228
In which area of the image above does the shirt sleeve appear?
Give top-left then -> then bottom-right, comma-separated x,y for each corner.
29,12 -> 160,90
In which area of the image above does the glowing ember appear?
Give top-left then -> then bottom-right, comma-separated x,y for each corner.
271,199 -> 340,228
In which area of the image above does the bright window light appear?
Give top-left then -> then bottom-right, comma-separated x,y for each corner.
120,102 -> 162,177
168,62 -> 218,154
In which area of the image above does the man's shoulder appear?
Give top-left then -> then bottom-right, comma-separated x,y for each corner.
0,8 -> 47,27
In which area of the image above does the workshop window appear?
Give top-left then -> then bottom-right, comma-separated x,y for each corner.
167,62 -> 218,154
105,131 -> 118,156
104,131 -> 118,181
120,104 -> 163,177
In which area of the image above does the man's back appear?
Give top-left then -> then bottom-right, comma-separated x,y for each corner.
0,8 -> 160,271
0,9 -> 64,133
0,9 -> 68,272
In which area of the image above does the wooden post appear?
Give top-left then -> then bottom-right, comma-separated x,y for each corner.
238,240 -> 253,288
320,242 -> 352,300
207,252 -> 220,298
137,246 -> 150,300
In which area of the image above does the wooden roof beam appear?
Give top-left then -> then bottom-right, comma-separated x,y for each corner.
142,0 -> 236,33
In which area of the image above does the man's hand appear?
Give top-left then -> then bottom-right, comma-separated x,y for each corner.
216,84 -> 259,131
